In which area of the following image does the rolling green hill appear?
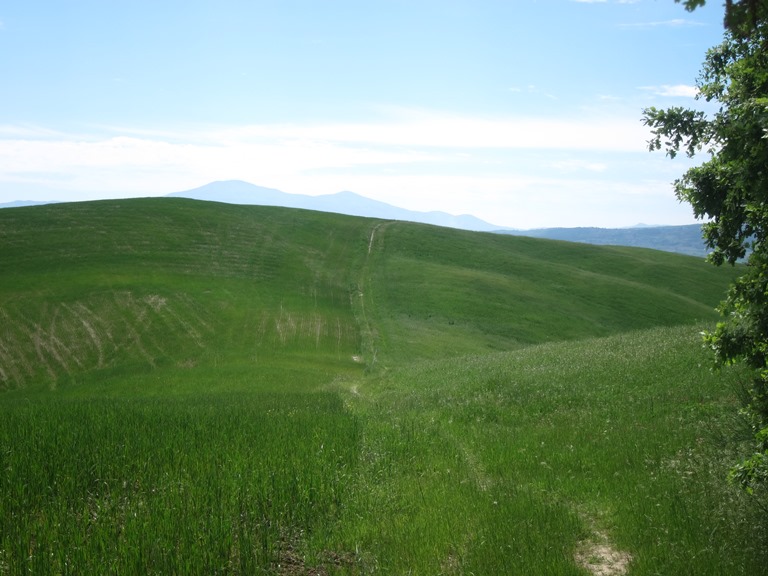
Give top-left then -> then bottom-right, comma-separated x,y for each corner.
0,198 -> 369,392
0,198 -> 736,392
363,222 -> 732,364
0,198 -> 763,575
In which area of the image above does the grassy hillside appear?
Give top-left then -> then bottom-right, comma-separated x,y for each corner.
0,198 -> 370,392
344,326 -> 763,574
0,198 -> 735,391
0,198 -> 763,575
362,222 -> 734,364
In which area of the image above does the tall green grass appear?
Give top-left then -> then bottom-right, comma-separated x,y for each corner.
0,198 -> 761,574
0,392 -> 360,574
339,325 -> 766,574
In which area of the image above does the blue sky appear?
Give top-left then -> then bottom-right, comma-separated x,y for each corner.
0,0 -> 726,228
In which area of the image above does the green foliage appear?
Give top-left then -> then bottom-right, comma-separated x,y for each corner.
644,8 -> 768,491
676,0 -> 768,35
730,419 -> 768,493
644,27 -> 768,266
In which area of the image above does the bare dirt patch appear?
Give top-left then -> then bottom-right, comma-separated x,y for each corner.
574,540 -> 632,576
144,294 -> 167,311
273,542 -> 357,576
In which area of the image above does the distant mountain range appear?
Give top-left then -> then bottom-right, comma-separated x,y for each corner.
0,179 -> 709,257
167,180 -> 500,232
0,200 -> 58,209
168,180 -> 708,258
505,225 -> 708,258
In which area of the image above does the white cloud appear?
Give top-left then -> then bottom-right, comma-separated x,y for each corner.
204,110 -> 645,152
0,113 -> 649,192
0,134 -> 435,195
0,109 -> 695,228
639,84 -> 698,97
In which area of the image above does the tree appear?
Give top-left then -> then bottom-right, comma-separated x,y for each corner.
643,4 -> 768,493
677,0 -> 768,35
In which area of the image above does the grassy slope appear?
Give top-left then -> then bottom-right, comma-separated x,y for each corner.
363,221 -> 737,364
343,327 -> 765,574
0,199 -> 736,391
0,198 -> 763,574
0,198 -> 370,393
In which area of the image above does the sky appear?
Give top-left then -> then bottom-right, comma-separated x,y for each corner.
0,0 -> 729,228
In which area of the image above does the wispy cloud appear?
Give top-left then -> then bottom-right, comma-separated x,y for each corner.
549,159 -> 609,173
639,84 -> 698,97
0,112 -> 649,186
507,85 -> 558,100
0,124 -> 75,139
619,18 -> 706,28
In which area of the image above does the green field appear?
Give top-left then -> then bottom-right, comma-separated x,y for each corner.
0,198 -> 764,574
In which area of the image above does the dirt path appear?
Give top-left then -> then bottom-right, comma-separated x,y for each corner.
574,525 -> 632,576
367,222 -> 385,255
575,542 -> 631,576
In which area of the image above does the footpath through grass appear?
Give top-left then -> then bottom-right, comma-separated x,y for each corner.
337,325 -> 767,574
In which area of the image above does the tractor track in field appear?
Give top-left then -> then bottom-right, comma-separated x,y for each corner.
352,221 -> 392,369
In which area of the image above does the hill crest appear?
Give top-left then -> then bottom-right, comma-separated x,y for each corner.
1,180 -> 707,255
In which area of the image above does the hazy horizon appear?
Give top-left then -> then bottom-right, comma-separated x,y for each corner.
0,1 -> 725,228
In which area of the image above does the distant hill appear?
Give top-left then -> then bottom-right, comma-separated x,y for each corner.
501,224 -> 708,258
167,180 -> 501,232
170,181 -> 708,256
0,200 -> 58,209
